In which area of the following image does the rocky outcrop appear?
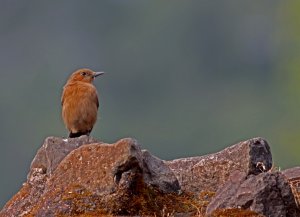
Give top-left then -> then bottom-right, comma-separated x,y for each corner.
166,137 -> 272,194
0,136 -> 299,217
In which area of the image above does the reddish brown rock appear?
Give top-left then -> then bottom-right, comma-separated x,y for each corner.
206,171 -> 300,217
166,137 -> 272,194
0,137 -> 180,217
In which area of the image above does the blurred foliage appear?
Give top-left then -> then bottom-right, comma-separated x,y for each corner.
0,0 -> 299,208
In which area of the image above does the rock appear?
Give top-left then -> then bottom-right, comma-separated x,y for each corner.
206,170 -> 247,214
283,167 -> 300,181
142,150 -> 180,193
210,208 -> 265,217
0,137 -> 180,217
0,168 -> 47,217
283,167 -> 300,208
166,137 -> 272,194
206,171 -> 300,217
2,136 -> 299,216
28,135 -> 100,177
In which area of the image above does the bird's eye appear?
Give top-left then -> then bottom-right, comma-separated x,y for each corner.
81,72 -> 87,76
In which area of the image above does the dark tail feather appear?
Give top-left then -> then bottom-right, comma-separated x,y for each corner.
69,131 -> 90,138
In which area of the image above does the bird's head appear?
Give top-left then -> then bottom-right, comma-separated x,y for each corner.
68,68 -> 105,83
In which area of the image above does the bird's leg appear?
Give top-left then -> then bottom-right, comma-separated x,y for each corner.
86,131 -> 91,142
69,131 -> 84,138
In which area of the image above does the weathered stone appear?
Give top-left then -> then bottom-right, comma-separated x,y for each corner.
283,167 -> 300,208
206,171 -> 300,217
206,170 -> 247,213
166,137 -> 272,194
2,136 -> 300,217
0,136 -> 98,217
210,208 -> 265,217
28,135 -> 100,177
0,168 -> 47,217
142,150 -> 180,193
283,167 -> 300,181
0,137 -> 180,217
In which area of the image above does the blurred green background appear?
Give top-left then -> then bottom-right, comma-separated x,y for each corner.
1,0 -> 300,208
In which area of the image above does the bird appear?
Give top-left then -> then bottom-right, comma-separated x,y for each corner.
61,68 -> 105,138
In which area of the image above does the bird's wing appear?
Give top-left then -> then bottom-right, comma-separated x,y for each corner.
95,92 -> 99,109
61,87 -> 66,106
60,88 -> 65,105
88,85 -> 99,109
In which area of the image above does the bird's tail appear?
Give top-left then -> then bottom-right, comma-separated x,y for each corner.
69,131 -> 90,138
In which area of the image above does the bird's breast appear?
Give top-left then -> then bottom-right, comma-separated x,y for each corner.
61,82 -> 99,133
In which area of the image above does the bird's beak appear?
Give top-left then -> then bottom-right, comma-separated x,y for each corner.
93,72 -> 105,78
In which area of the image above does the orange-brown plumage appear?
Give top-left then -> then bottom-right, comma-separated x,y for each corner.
61,68 -> 104,138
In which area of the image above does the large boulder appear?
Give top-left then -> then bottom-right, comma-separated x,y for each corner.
0,136 -> 180,216
166,137 -> 272,194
